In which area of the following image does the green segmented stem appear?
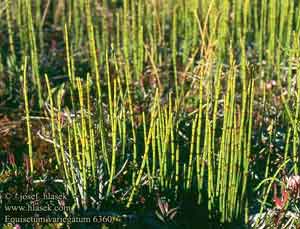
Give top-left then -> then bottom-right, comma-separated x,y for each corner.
22,57 -> 33,175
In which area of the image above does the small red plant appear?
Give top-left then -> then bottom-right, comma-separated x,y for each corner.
273,184 -> 289,226
273,184 -> 289,209
155,197 -> 179,224
7,153 -> 16,167
271,175 -> 300,227
286,175 -> 300,199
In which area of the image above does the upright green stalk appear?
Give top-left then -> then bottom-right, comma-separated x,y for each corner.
22,57 -> 33,175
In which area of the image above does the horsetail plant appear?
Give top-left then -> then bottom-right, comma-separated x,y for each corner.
3,0 -> 300,227
22,56 -> 33,176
